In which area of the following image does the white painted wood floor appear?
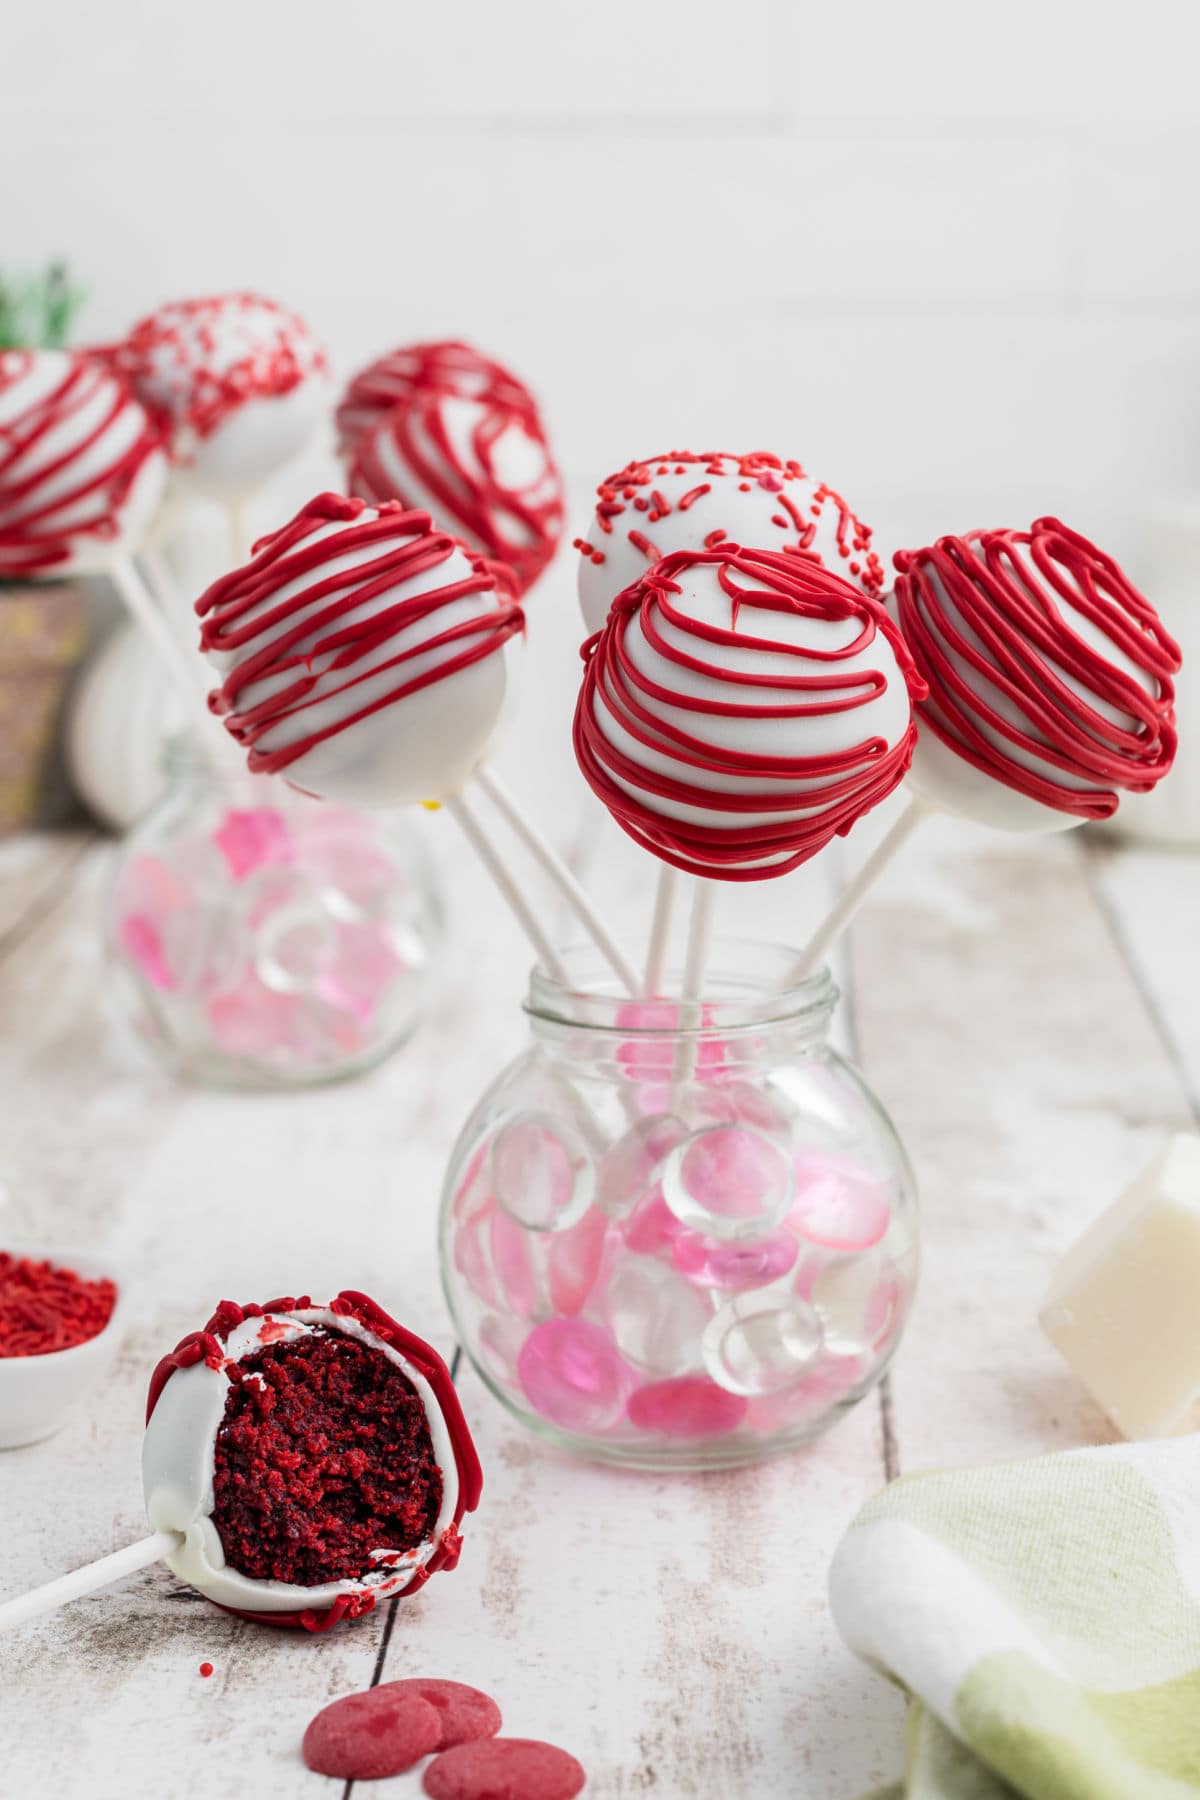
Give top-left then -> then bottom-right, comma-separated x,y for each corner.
0,810 -> 1196,1799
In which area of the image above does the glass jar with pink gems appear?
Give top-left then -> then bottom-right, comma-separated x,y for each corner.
440,941 -> 917,1470
106,739 -> 442,1088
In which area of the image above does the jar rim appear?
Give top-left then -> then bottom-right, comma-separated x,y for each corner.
524,937 -> 837,1038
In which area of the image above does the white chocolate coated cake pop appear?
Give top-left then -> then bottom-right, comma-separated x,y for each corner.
0,350 -> 167,577
891,518 -> 1181,832
196,492 -> 524,806
142,1292 -> 481,1629
336,338 -> 537,459
576,449 -> 885,636
115,293 -> 328,500
574,544 -> 921,880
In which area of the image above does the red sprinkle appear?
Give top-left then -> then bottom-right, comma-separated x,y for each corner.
382,1679 -> 501,1750
303,1690 -> 441,1780
199,1662 -> 214,1678
0,1252 -> 116,1357
424,1738 -> 586,1800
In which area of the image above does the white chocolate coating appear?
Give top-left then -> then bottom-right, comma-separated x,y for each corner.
577,451 -> 884,636
141,1306 -> 460,1616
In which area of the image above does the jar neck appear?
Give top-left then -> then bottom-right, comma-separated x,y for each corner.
524,940 -> 837,1066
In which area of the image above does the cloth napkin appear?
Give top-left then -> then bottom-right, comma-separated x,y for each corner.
829,1435 -> 1200,1799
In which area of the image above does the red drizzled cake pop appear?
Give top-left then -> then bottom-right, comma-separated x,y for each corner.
576,449 -> 885,634
197,492 -> 524,804
892,517 -> 1181,831
141,1291 -> 481,1630
336,339 -> 537,458
114,292 -> 328,499
0,350 -> 166,576
350,388 -> 565,595
574,544 -> 923,880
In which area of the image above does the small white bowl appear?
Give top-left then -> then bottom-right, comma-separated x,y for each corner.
0,1245 -> 130,1450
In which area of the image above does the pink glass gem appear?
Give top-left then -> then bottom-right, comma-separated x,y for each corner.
518,1319 -> 631,1434
490,1208 -> 541,1319
671,1229 -> 798,1290
663,1125 -> 793,1238
627,1375 -> 747,1440
622,1189 -> 684,1257
452,1145 -> 491,1224
120,853 -> 188,918
453,1216 -> 499,1308
314,921 -> 403,1024
548,1208 -> 610,1316
790,1153 -> 892,1252
745,1354 -> 865,1435
119,913 -> 176,992
597,1114 -> 688,1221
207,980 -> 304,1059
614,1001 -> 727,1101
213,807 -> 294,881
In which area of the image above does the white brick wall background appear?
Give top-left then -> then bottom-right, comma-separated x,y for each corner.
5,0 -> 1200,847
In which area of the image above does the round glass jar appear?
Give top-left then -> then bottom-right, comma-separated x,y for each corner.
106,739 -> 442,1088
440,942 -> 918,1470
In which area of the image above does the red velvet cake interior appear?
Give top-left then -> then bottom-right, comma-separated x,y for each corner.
210,1328 -> 443,1586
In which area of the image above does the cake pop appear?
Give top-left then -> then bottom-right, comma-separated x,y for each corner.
793,517 -> 1183,975
574,544 -> 922,882
197,492 -> 523,806
336,339 -> 537,459
575,449 -> 885,636
0,1290 -> 481,1633
199,492 -> 638,992
114,292 -> 328,505
0,349 -> 166,577
350,388 -> 565,595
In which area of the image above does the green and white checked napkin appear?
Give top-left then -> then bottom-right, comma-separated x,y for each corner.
829,1436 -> 1200,1799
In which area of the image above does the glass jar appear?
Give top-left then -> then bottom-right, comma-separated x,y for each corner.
106,739 -> 442,1088
440,942 -> 919,1471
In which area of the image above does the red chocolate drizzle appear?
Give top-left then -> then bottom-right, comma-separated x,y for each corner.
350,390 -> 564,596
196,492 -> 524,777
114,292 -> 326,445
146,1290 -> 482,1633
336,339 -> 537,457
893,518 -> 1181,819
580,450 -> 885,597
573,545 -> 924,882
0,351 -> 163,575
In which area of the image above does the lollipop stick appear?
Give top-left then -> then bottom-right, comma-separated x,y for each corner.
643,866 -> 677,997
445,793 -> 571,986
788,800 -> 928,982
672,876 -> 717,1095
473,768 -> 638,995
0,1529 -> 182,1632
109,557 -> 215,743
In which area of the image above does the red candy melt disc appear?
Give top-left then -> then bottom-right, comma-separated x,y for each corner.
302,1688 -> 441,1780
382,1678 -> 502,1750
424,1737 -> 587,1800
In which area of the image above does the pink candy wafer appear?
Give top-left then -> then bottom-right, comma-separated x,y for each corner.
302,1688 -> 441,1779
424,1737 -> 586,1800
381,1678 -> 502,1750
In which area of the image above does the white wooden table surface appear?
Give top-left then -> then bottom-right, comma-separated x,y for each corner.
0,798 -> 1197,1800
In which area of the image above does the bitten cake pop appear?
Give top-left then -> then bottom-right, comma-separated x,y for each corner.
576,449 -> 885,635
0,349 -> 166,576
114,292 -> 328,501
349,388 -> 565,595
197,493 -> 523,806
891,517 -> 1180,831
143,1293 -> 480,1627
0,1290 -> 481,1633
336,339 -> 537,459
574,544 -> 922,881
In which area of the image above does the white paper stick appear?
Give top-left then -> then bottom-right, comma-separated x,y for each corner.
672,877 -> 717,1096
642,866 -> 677,997
109,557 -> 210,717
0,1530 -> 182,1632
788,800 -> 928,982
473,767 -> 638,996
446,793 -> 571,986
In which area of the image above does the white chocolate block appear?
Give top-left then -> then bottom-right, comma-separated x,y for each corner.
1040,1134 -> 1200,1439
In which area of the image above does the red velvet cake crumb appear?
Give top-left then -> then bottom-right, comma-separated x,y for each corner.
210,1328 -> 443,1586
0,1252 -> 116,1357
423,1737 -> 587,1800
383,1679 -> 501,1749
303,1688 -> 441,1779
